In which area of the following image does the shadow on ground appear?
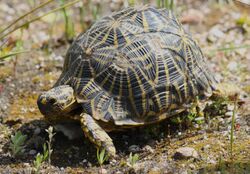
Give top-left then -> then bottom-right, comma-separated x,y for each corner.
1,119 -> 170,168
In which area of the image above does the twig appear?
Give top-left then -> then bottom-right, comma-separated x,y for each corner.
0,0 -> 54,34
0,0 -> 81,41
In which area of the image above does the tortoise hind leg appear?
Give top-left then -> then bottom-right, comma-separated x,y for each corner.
80,113 -> 116,158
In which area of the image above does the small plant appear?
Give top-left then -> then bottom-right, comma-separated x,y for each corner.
144,124 -> 162,138
230,95 -> 238,160
128,153 -> 139,168
204,96 -> 229,118
59,0 -> 75,40
33,143 -> 49,174
45,126 -> 56,165
128,0 -> 135,6
33,153 -> 44,174
42,143 -> 49,162
96,148 -> 109,167
91,1 -> 101,21
186,97 -> 204,125
10,131 -> 27,157
157,0 -> 174,9
33,127 -> 54,173
33,144 -> 49,174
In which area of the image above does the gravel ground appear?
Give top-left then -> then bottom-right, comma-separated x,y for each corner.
0,0 -> 250,173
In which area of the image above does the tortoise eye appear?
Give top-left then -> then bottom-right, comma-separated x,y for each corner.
48,98 -> 57,105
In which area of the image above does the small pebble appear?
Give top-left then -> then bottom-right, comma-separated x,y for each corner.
225,111 -> 233,117
189,164 -> 196,169
34,128 -> 41,135
143,145 -> 154,153
87,162 -> 92,167
129,145 -> 140,153
98,168 -> 107,174
148,167 -> 161,174
29,149 -> 37,155
174,147 -> 199,160
202,135 -> 208,140
180,169 -> 188,174
82,159 -> 88,163
23,163 -> 30,167
208,159 -> 217,164
227,61 -> 238,72
110,159 -> 117,166
227,105 -> 234,111
202,144 -> 210,151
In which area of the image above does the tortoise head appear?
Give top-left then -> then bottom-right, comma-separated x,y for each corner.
37,85 -> 81,122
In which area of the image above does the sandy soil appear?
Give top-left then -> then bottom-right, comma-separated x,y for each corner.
0,0 -> 249,173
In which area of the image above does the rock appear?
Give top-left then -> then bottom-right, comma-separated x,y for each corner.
208,159 -> 217,164
202,144 -> 210,151
174,147 -> 199,160
189,164 -> 196,170
87,162 -> 92,167
180,9 -> 204,24
227,61 -> 238,72
110,0 -> 123,11
225,111 -> 234,117
227,105 -> 235,111
180,169 -> 188,174
29,149 -> 37,155
98,168 -> 107,174
148,167 -> 161,174
128,145 -> 140,153
23,163 -> 30,167
143,145 -> 154,153
34,128 -> 41,135
207,26 -> 225,42
110,159 -> 117,166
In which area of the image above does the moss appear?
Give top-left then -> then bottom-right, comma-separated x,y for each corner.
0,66 -> 13,82
7,93 -> 43,123
243,85 -> 250,94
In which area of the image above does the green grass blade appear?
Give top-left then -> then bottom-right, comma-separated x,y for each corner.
0,0 -> 54,35
60,0 -> 75,40
170,0 -> 174,9
128,0 -> 135,6
0,50 -> 29,60
216,44 -> 250,51
0,0 -> 81,41
157,0 -> 162,8
97,148 -> 100,163
230,96 -> 238,159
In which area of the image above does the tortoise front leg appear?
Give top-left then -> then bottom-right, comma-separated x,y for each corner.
80,113 -> 116,158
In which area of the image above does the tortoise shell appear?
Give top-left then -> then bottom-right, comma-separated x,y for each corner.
54,6 -> 216,126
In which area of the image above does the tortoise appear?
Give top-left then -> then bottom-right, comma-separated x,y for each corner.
37,6 -> 216,157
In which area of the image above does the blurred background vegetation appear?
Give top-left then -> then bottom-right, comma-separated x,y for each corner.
0,0 -> 250,173
1,0 -> 249,62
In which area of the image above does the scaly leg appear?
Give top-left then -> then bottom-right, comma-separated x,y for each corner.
80,113 -> 116,158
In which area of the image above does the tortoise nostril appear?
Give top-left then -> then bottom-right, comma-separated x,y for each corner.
48,98 -> 57,105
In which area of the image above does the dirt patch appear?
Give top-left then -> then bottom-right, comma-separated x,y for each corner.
0,0 -> 250,173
